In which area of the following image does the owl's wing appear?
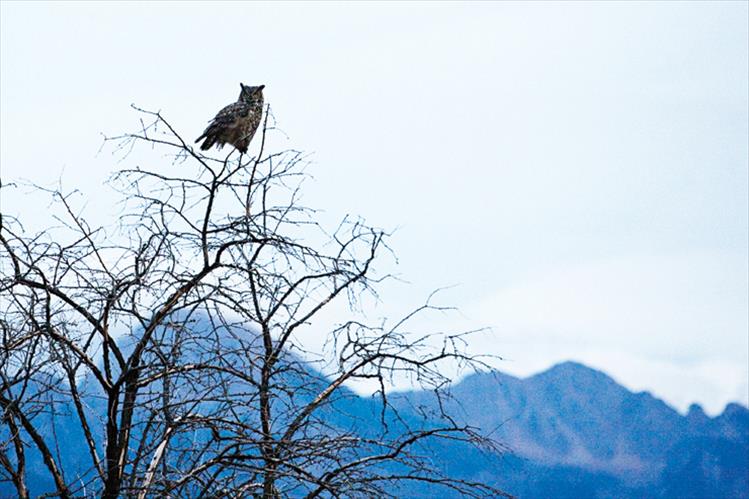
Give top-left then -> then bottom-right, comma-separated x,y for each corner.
209,102 -> 250,126
195,102 -> 250,145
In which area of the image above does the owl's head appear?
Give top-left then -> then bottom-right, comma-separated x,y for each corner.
239,83 -> 265,103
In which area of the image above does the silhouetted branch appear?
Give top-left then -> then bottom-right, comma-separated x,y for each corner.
0,106 -> 506,498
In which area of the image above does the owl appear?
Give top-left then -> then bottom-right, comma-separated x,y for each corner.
195,83 -> 265,154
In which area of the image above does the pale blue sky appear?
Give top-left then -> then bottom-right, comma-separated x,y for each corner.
1,1 -> 747,414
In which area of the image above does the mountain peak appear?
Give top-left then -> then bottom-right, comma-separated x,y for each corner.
687,403 -> 709,425
547,360 -> 598,373
687,402 -> 706,416
528,360 -> 615,387
722,402 -> 749,417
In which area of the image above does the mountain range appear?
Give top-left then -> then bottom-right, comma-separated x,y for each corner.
387,361 -> 748,498
2,360 -> 746,498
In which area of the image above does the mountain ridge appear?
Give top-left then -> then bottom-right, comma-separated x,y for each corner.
387,360 -> 748,497
2,358 -> 746,498
465,360 -> 745,418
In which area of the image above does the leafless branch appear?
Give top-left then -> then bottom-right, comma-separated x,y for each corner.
0,107 -> 506,498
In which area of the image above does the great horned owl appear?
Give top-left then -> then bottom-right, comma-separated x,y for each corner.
195,83 -> 265,154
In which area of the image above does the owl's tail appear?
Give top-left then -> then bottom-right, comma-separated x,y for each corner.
195,126 -> 218,151
195,133 -> 216,151
195,136 -> 214,151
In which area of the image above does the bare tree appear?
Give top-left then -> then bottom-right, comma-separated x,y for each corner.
0,106 -> 506,498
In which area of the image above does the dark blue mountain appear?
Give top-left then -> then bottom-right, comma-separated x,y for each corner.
2,361 -> 747,498
386,361 -> 749,498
